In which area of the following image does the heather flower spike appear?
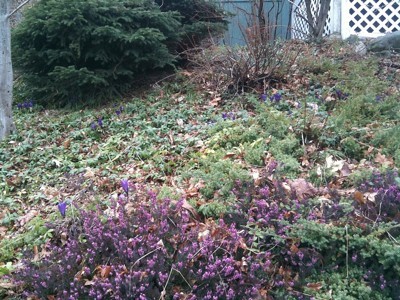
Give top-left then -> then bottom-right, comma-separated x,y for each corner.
121,179 -> 129,195
57,202 -> 67,218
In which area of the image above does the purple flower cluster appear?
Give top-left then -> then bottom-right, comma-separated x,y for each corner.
259,93 -> 282,103
17,100 -> 34,109
15,187 -> 271,299
115,106 -> 124,116
221,112 -> 236,120
90,117 -> 104,130
335,89 -> 349,100
14,171 -> 400,299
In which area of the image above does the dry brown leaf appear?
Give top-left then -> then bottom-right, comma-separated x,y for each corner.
288,178 -> 317,200
354,191 -> 366,204
340,162 -> 352,177
0,226 -> 7,238
101,266 -> 112,278
306,282 -> 323,291
251,169 -> 261,186
223,152 -> 236,159
0,282 -> 15,289
374,152 -> 394,167
208,97 -> 221,107
63,139 -> 71,149
181,199 -> 201,221
326,155 -> 345,173
18,210 -> 39,226
364,192 -> 377,202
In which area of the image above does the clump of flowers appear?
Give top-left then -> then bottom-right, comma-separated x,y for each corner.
14,186 -> 271,299
90,117 -> 104,130
334,89 -> 349,100
13,171 -> 400,299
16,99 -> 34,110
221,112 -> 236,120
270,92 -> 282,102
115,106 -> 124,116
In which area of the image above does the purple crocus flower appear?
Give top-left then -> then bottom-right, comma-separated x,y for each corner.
116,110 -> 121,116
222,112 -> 228,120
260,94 -> 267,101
270,93 -> 282,102
228,112 -> 236,120
335,89 -> 349,100
90,122 -> 97,130
58,202 -> 67,218
97,117 -> 103,127
121,179 -> 129,195
17,103 -> 23,109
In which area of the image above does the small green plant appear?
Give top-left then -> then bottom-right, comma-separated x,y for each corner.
0,216 -> 52,262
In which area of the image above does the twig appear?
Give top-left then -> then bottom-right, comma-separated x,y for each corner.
133,247 -> 161,267
345,224 -> 349,279
159,267 -> 191,300
7,0 -> 31,19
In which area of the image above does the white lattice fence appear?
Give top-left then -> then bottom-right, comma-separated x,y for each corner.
341,0 -> 400,38
291,0 -> 341,39
291,0 -> 400,39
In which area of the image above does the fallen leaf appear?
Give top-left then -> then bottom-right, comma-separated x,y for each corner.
288,178 -> 317,200
306,282 -> 323,290
223,152 -> 236,159
181,199 -> 201,221
340,162 -> 352,177
101,266 -> 112,278
0,226 -> 7,238
63,139 -> 71,149
18,210 -> 39,226
208,97 -> 221,107
326,155 -> 345,173
354,191 -> 366,204
364,192 -> 377,202
374,152 -> 394,167
251,169 -> 261,186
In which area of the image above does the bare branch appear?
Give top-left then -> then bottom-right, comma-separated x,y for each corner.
6,0 -> 31,20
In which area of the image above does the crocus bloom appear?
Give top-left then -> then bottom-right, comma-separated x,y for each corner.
121,179 -> 129,195
90,122 -> 97,130
116,110 -> 121,116
270,93 -> 282,102
229,112 -> 236,120
58,202 -> 67,218
260,94 -> 267,101
98,117 -> 103,127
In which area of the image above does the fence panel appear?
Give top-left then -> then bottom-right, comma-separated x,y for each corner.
291,0 -> 341,39
341,0 -> 400,38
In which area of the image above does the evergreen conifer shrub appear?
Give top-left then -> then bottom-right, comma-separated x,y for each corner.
154,0 -> 227,50
12,0 -> 182,105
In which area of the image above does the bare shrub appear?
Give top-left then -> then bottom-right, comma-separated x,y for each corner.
186,36 -> 302,96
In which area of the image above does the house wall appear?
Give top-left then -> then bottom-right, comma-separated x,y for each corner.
220,0 -> 292,45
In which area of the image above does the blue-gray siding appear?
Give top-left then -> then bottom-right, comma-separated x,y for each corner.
220,0 -> 292,45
